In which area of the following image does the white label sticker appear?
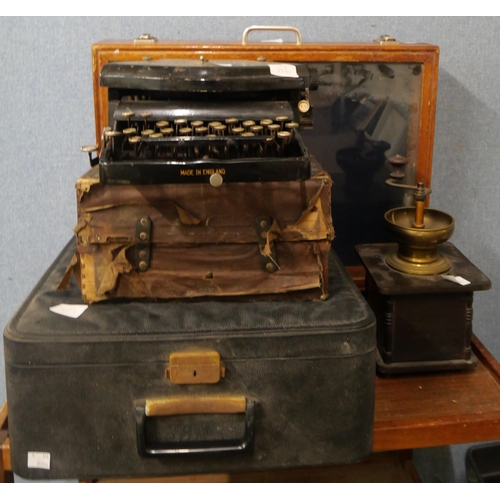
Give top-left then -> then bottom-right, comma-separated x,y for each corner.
27,452 -> 51,470
269,64 -> 299,78
49,303 -> 88,319
442,275 -> 471,286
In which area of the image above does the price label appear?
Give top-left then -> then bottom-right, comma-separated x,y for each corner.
269,64 -> 299,78
49,303 -> 88,319
27,452 -> 51,470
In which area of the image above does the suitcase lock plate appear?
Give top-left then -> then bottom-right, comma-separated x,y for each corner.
135,216 -> 152,272
166,351 -> 226,384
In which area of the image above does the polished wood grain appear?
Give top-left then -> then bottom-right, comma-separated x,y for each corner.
0,401 -> 11,482
373,335 -> 500,452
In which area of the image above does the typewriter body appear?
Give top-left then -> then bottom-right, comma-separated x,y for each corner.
97,58 -> 316,186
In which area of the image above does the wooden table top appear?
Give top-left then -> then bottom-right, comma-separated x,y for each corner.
373,334 -> 500,452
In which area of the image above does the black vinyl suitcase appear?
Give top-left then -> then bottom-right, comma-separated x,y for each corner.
4,240 -> 376,480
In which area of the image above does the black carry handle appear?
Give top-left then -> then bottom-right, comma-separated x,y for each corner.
136,396 -> 255,456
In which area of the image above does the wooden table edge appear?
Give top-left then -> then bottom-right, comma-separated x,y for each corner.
372,335 -> 500,452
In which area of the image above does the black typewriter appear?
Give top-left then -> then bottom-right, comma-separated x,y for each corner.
83,58 -> 317,186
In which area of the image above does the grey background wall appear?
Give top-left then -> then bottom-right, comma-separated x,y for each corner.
1,17 -> 499,482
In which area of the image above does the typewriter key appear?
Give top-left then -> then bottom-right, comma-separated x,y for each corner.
250,125 -> 263,135
191,120 -> 204,129
195,126 -> 208,136
174,119 -> 187,135
276,116 -> 288,130
208,121 -> 222,134
260,119 -> 273,133
122,111 -> 135,128
156,120 -> 169,130
225,118 -> 238,133
160,127 -> 174,137
242,120 -> 255,132
232,127 -> 244,136
285,121 -> 299,131
214,124 -> 227,136
140,112 -> 152,130
267,123 -> 280,138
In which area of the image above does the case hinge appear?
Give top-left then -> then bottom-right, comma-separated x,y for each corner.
166,351 -> 226,385
255,216 -> 279,273
374,34 -> 400,45
134,33 -> 157,44
135,216 -> 151,272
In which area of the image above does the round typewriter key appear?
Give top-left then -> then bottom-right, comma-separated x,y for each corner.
208,121 -> 222,134
195,126 -> 208,136
140,112 -> 152,129
160,127 -> 174,136
242,120 -> 255,132
174,119 -> 188,135
129,135 -> 141,154
276,116 -> 288,130
250,125 -> 263,135
260,119 -> 273,126
150,133 -> 163,138
179,127 -> 192,136
122,111 -> 135,127
232,127 -> 244,135
156,120 -> 169,130
106,130 -> 122,154
285,121 -> 299,131
214,124 -> 227,136
141,129 -> 154,137
267,123 -> 280,138
191,120 -> 204,129
225,118 -> 238,133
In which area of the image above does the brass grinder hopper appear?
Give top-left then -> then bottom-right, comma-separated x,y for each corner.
384,155 -> 455,275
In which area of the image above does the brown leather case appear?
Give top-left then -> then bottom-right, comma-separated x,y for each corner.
66,159 -> 333,303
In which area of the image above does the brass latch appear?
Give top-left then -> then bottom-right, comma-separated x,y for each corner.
166,351 -> 226,385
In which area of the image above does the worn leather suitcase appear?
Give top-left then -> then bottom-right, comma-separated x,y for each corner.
66,158 -> 333,303
4,240 -> 376,480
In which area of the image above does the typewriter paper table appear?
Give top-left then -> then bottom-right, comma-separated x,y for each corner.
2,334 -> 500,482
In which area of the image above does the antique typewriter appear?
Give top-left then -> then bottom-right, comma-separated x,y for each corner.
83,58 -> 318,186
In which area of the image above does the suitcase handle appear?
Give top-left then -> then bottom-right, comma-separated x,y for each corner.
242,26 -> 302,45
135,396 -> 255,456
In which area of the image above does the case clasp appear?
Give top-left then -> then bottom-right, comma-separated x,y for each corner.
166,351 -> 226,384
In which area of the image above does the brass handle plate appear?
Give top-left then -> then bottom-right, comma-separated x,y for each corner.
166,350 -> 226,384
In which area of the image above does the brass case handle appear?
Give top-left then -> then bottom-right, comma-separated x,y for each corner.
145,395 -> 246,416
136,396 -> 255,456
242,26 -> 302,46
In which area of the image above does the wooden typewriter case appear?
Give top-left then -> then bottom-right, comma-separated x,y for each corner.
91,35 -> 439,281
